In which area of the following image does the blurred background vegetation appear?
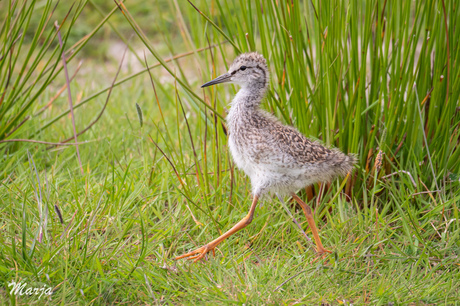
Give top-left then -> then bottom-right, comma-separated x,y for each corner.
0,0 -> 184,56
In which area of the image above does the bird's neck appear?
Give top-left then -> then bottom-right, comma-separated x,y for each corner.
227,82 -> 267,130
230,81 -> 267,111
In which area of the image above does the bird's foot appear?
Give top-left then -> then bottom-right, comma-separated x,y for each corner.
316,247 -> 332,256
175,243 -> 217,262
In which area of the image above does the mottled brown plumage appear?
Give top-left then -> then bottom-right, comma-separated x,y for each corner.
176,52 -> 356,262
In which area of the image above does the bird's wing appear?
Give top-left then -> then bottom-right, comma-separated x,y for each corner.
267,124 -> 334,165
234,111 -> 344,173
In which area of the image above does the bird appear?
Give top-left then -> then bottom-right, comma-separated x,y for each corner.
175,52 -> 356,262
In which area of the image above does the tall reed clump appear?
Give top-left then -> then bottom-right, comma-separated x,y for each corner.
1,1 -> 74,141
117,0 -> 459,209
0,0 -> 127,152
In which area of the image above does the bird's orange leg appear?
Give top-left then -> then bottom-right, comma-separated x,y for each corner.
175,195 -> 259,262
291,193 -> 331,255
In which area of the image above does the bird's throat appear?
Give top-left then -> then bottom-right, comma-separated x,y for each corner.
230,82 -> 267,111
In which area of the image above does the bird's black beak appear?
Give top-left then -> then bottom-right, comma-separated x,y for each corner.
201,72 -> 232,88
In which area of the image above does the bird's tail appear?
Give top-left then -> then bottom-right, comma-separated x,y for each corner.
331,151 -> 357,177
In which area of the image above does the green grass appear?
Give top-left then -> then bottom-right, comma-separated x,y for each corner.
1,0 -> 460,304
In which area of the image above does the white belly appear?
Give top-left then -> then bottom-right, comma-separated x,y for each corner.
228,134 -> 320,196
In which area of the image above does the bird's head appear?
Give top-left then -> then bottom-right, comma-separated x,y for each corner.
201,52 -> 269,89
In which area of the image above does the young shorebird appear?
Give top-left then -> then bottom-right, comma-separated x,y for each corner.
176,52 -> 356,262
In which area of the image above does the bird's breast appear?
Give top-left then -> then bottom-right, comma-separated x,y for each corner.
228,133 -> 251,173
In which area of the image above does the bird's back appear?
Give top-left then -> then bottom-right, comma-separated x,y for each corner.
228,109 -> 355,194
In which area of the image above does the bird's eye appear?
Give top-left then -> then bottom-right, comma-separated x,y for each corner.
240,66 -> 247,71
